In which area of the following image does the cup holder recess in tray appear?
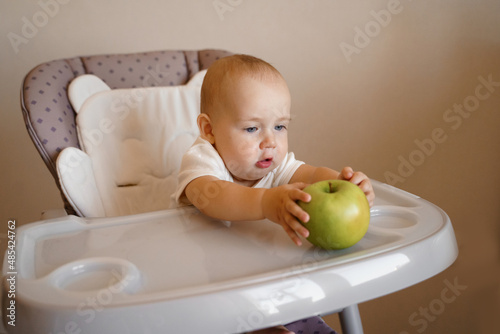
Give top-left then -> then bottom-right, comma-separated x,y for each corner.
47,257 -> 142,294
370,205 -> 419,229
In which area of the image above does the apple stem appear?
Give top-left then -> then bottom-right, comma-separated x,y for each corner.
329,181 -> 333,193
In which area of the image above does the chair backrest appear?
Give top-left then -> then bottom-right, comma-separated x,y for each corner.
21,49 -> 232,215
57,72 -> 205,217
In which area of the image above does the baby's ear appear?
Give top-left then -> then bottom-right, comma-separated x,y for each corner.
197,113 -> 215,144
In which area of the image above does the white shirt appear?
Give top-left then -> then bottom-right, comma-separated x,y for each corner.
174,137 -> 304,206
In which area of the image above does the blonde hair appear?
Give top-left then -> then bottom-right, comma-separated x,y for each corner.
200,54 -> 284,116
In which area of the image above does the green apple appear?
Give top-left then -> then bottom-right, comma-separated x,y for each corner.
298,180 -> 370,249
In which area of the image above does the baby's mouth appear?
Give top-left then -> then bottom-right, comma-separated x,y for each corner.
256,158 -> 273,169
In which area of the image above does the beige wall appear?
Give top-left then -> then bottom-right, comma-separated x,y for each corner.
1,0 -> 499,332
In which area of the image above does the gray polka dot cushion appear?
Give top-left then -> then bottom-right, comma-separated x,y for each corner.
21,49 -> 232,214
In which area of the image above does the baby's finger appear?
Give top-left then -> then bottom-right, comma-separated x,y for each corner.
357,178 -> 371,193
348,171 -> 368,186
292,188 -> 311,203
281,223 -> 303,246
289,182 -> 310,191
359,179 -> 375,206
284,211 -> 310,238
338,166 -> 354,180
295,181 -> 309,188
286,198 -> 310,223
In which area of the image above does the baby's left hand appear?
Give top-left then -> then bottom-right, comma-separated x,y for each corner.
337,166 -> 375,207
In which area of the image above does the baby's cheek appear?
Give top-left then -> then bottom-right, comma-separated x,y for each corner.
236,140 -> 257,156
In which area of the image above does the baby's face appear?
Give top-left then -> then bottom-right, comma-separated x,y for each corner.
211,76 -> 291,186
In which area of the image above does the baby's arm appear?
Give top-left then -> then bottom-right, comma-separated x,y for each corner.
290,164 -> 375,206
184,175 -> 310,246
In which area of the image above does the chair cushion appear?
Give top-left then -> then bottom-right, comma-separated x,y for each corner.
57,70 -> 205,217
68,74 -> 111,113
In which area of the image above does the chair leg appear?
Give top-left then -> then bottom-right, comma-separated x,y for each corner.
339,304 -> 364,334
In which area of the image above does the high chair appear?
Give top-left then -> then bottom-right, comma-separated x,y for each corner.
3,49 -> 459,333
19,49 -> 232,216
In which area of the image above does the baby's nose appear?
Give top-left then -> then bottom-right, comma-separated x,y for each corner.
260,132 -> 276,149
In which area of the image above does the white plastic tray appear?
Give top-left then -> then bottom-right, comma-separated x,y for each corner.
2,180 -> 458,333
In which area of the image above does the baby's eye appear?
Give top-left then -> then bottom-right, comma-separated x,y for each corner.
245,127 -> 258,133
275,125 -> 286,131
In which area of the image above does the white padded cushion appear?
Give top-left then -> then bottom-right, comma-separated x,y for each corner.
58,71 -> 205,217
68,74 -> 111,113
186,69 -> 207,87
56,147 -> 105,217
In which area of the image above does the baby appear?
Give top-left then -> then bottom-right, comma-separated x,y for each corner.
175,54 -> 374,245
174,54 -> 374,333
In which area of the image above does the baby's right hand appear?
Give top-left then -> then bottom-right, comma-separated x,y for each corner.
261,183 -> 311,246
